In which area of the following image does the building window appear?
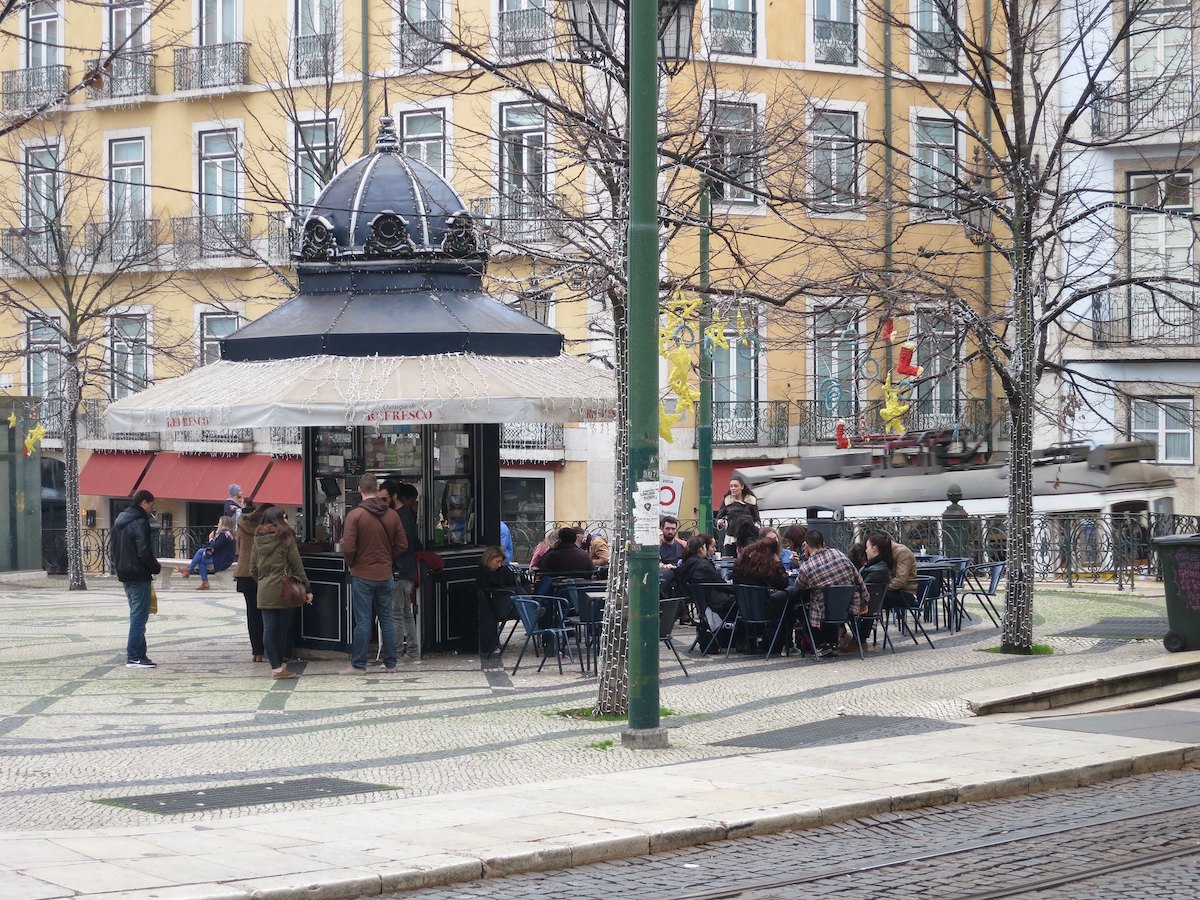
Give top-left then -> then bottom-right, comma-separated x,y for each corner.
27,1 -> 60,68
1127,0 -> 1191,127
710,101 -> 758,204
200,0 -> 237,45
109,137 -> 146,225
200,129 -> 239,218
913,117 -> 957,214
27,317 -> 61,398
499,102 -> 548,224
110,1 -> 147,51
498,0 -> 550,58
1131,397 -> 1193,463
810,110 -> 858,210
813,308 -> 858,418
710,0 -> 755,56
200,312 -> 239,365
813,0 -> 856,66
913,311 -> 957,416
294,0 -> 336,78
25,145 -> 60,230
110,314 -> 148,399
915,0 -> 956,74
1127,172 -> 1193,341
296,120 -> 336,210
400,109 -> 446,176
397,0 -> 444,69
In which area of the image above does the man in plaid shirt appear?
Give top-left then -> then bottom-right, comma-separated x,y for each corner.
788,530 -> 867,656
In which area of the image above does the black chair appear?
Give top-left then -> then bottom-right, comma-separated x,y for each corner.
492,588 -> 520,653
732,583 -> 788,659
961,561 -> 1005,627
571,589 -> 606,675
885,576 -> 937,649
687,581 -> 738,657
850,581 -> 891,654
821,584 -> 863,658
658,598 -> 690,676
934,557 -> 971,631
511,595 -> 583,676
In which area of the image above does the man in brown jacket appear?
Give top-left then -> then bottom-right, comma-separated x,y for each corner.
342,473 -> 408,674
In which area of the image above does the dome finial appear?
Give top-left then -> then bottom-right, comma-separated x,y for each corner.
376,114 -> 399,152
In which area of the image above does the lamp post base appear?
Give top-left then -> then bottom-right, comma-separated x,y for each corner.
621,726 -> 669,750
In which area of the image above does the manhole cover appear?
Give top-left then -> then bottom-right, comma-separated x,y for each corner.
99,777 -> 397,814
1052,617 -> 1166,640
710,716 -> 966,750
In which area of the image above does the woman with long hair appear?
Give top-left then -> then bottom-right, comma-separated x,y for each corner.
234,501 -> 274,662
780,524 -> 808,569
476,545 -> 518,659
732,534 -> 793,654
716,477 -> 760,557
250,506 -> 312,679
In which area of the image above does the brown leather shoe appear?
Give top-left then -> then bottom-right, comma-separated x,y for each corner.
196,582 -> 210,591
177,566 -> 190,577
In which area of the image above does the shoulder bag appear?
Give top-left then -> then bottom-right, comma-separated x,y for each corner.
280,574 -> 307,607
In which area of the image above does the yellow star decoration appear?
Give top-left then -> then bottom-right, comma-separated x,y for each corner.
23,421 -> 47,457
879,374 -> 909,436
659,406 -> 684,442
6,411 -> 15,429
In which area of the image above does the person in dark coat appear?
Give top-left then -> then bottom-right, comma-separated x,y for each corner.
716,477 -> 760,557
732,535 -> 793,653
234,502 -> 272,661
674,534 -> 735,623
476,545 -> 518,658
537,526 -> 594,574
380,480 -> 423,662
111,489 -> 162,668
250,506 -> 312,680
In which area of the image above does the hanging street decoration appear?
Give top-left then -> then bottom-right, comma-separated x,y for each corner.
6,410 -> 15,429
879,373 -> 910,435
23,421 -> 47,457
835,420 -> 852,449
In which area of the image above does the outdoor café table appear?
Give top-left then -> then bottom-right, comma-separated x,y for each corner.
917,561 -> 959,632
578,590 -> 607,674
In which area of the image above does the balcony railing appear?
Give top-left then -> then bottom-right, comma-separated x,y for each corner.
172,213 -> 252,261
0,227 -> 64,272
796,397 -> 1000,447
84,53 -> 156,100
470,193 -> 562,243
500,422 -> 565,451
813,19 -> 856,65
700,400 -> 790,447
84,219 -> 159,264
267,210 -> 300,262
1092,77 -> 1200,137
710,9 -> 756,56
173,42 -> 250,92
1,65 -> 69,110
293,33 -> 335,79
915,30 -> 955,74
1092,292 -> 1200,345
269,425 -> 302,454
498,7 -> 553,58
397,17 -> 445,69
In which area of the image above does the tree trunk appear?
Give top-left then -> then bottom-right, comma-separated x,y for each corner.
595,301 -> 630,716
1001,271 -> 1034,653
63,362 -> 86,590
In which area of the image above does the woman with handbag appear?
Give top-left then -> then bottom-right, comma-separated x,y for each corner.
250,506 -> 312,679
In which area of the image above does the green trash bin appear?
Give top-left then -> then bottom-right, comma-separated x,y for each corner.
1151,534 -> 1200,652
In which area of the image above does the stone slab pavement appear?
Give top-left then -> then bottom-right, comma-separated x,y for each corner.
0,577 -> 1194,899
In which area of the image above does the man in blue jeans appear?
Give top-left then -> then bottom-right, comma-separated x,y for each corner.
341,473 -> 408,674
111,489 -> 162,668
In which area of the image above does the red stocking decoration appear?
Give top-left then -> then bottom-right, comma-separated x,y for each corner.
881,319 -> 895,343
896,343 -> 924,377
835,420 -> 851,449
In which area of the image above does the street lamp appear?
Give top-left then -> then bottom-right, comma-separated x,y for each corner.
623,0 -> 695,750
962,146 -> 995,246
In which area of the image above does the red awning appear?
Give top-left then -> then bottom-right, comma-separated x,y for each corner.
137,452 -> 271,502
252,458 -> 303,505
78,452 -> 154,498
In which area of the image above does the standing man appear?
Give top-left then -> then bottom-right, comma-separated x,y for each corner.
112,489 -> 162,669
499,520 -> 514,564
342,473 -> 408,674
223,484 -> 245,521
380,481 -> 422,663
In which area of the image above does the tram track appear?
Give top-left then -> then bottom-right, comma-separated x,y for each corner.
648,795 -> 1200,900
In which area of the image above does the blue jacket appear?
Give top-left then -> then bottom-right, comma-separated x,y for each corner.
500,521 -> 514,564
208,530 -> 237,572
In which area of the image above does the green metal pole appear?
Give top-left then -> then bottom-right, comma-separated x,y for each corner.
982,0 -> 994,454
698,179 -> 712,535
362,0 -> 371,154
882,0 -> 895,374
622,0 -> 664,747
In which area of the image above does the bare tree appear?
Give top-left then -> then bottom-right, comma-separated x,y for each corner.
0,117 -> 186,589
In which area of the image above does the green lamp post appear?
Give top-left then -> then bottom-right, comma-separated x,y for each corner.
622,0 -> 696,750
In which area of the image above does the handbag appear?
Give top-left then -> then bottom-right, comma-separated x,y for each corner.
280,574 -> 307,607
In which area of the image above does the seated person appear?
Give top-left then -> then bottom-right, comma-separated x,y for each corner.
780,524 -> 808,570
476,545 -> 518,657
537,526 -> 594,575
847,540 -> 891,648
867,531 -> 917,611
674,534 -> 734,630
179,516 -> 237,590
782,529 -> 868,657
732,535 -> 794,652
527,528 -> 558,574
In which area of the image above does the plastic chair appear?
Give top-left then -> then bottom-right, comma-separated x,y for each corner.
658,598 -> 690,676
687,582 -> 739,657
510,595 -> 583,676
822,584 -> 863,658
886,576 -> 937,649
850,580 -> 891,655
961,561 -> 1005,627
732,583 -> 788,659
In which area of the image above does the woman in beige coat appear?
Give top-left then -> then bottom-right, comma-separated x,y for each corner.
250,506 -> 312,679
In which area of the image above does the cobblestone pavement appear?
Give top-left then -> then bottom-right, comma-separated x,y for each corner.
395,766 -> 1200,899
0,577 -> 1172,834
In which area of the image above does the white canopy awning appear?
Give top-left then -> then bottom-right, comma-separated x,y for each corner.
106,353 -> 617,430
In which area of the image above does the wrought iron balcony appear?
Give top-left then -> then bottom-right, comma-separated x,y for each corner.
84,219 -> 159,264
84,53 -> 156,100
169,425 -> 254,452
1,65 -> 69,110
915,30 -> 955,74
795,397 -> 998,446
267,210 -> 300,262
500,422 -> 565,452
700,400 -> 790,447
397,17 -> 445,69
293,33 -> 336,79
1092,77 -> 1200,137
470,193 -> 562,244
498,7 -> 553,58
75,397 -> 159,447
173,42 -> 249,92
0,227 -> 65,272
269,425 -> 302,454
1091,292 -> 1200,345
709,8 -> 756,56
171,213 -> 252,261
813,19 -> 856,65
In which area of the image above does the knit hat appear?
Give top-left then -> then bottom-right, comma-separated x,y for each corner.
228,484 -> 242,496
